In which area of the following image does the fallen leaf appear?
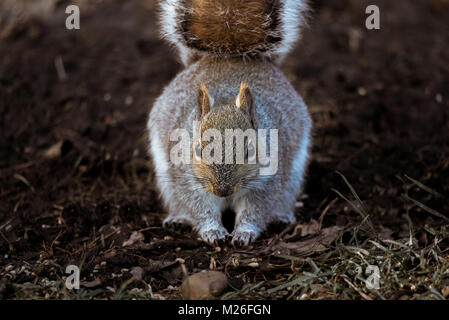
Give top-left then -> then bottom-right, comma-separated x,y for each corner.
122,231 -> 144,247
272,226 -> 344,256
285,219 -> 321,241
146,259 -> 183,273
80,278 -> 102,288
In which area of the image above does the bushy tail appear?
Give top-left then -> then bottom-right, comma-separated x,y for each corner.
160,0 -> 309,66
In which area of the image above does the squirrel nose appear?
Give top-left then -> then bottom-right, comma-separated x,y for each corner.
214,185 -> 233,198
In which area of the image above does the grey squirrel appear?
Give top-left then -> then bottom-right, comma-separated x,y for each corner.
148,0 -> 312,245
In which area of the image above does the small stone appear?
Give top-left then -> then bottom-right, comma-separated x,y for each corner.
130,267 -> 144,281
42,141 -> 63,159
125,96 -> 134,106
181,271 -> 228,300
442,286 -> 449,298
209,257 -> 216,270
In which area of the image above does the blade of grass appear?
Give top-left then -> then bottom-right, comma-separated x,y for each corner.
402,194 -> 449,223
266,275 -> 311,294
266,272 -> 333,295
405,175 -> 444,198
336,171 -> 368,215
113,278 -> 134,300
404,212 -> 414,247
332,187 -> 376,235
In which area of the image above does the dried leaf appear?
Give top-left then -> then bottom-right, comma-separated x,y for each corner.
80,278 -> 102,288
272,226 -> 344,256
122,231 -> 144,247
285,219 -> 321,241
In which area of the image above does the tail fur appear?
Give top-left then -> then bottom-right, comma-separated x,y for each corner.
160,0 -> 309,65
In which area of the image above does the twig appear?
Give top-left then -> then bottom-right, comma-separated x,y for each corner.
342,276 -> 372,300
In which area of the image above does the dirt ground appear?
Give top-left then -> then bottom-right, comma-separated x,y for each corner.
0,0 -> 448,300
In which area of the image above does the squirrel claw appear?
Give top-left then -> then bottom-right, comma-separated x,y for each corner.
214,238 -> 227,247
199,228 -> 229,245
231,230 -> 256,247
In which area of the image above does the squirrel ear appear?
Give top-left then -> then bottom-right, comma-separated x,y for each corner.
198,84 -> 211,119
236,82 -> 256,126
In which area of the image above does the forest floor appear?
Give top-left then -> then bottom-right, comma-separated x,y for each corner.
0,0 -> 448,300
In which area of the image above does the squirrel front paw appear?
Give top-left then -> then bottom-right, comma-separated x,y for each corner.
231,227 -> 260,246
163,215 -> 194,232
198,226 -> 229,245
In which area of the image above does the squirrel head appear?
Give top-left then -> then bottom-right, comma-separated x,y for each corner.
192,82 -> 260,198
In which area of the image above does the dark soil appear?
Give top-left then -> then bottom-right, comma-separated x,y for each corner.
1,0 -> 448,299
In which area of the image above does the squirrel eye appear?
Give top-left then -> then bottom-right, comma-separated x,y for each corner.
245,140 -> 256,162
194,141 -> 202,160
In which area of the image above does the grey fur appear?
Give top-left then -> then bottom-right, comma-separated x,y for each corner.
148,57 -> 312,245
